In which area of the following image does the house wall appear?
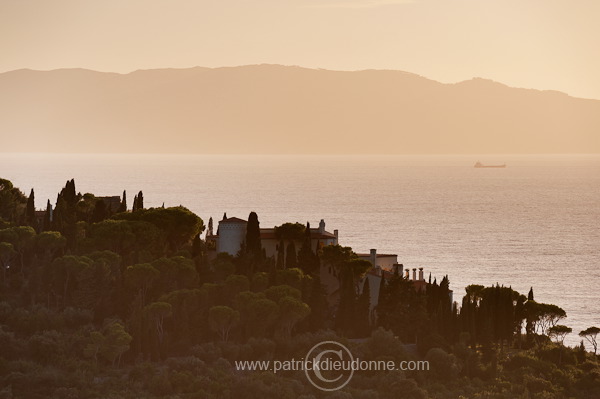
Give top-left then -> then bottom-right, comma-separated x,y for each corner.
216,223 -> 246,255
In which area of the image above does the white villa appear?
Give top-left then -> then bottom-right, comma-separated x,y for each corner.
206,215 -> 338,258
206,213 -> 439,326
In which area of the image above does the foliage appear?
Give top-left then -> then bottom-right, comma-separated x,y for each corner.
0,177 -> 598,398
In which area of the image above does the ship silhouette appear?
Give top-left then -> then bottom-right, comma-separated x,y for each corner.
474,161 -> 506,168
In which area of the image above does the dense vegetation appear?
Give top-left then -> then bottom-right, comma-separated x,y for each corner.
0,177 -> 598,398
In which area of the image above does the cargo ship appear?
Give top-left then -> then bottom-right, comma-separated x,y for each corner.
474,161 -> 506,168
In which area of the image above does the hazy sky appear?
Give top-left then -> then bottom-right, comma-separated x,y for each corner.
1,0 -> 599,99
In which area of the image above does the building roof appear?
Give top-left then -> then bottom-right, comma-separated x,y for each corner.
220,217 -> 247,224
357,253 -> 398,258
215,217 -> 337,239
258,227 -> 336,240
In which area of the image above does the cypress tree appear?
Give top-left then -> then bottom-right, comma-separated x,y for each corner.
26,188 -> 37,230
286,241 -> 297,269
118,190 -> 127,213
191,234 -> 202,258
307,275 -> 328,332
276,240 -> 285,270
43,199 -> 52,231
208,217 -> 214,236
245,212 -> 262,258
137,191 -> 144,210
91,199 -> 107,223
336,269 -> 357,336
528,287 -> 534,301
377,274 -> 386,313
356,278 -> 371,337
298,222 -> 316,275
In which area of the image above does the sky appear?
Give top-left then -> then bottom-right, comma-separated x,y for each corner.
1,0 -> 599,99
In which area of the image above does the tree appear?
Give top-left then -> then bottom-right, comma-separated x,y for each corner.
265,284 -> 302,302
91,198 -> 108,223
124,263 -> 160,306
285,241 -> 297,269
276,240 -> 285,270
0,242 -> 15,285
137,191 -> 144,210
26,188 -> 38,231
43,199 -> 52,231
36,231 -> 67,264
114,206 -> 204,253
356,277 -> 371,337
236,291 -> 278,338
207,217 -> 213,235
84,319 -> 132,366
209,306 -> 239,342
336,268 -> 357,335
321,245 -> 371,288
118,190 -> 127,213
306,275 -> 328,332
531,302 -> 567,336
145,302 -> 173,345
277,296 -> 310,338
549,324 -> 572,365
0,226 -> 36,276
549,325 -> 572,345
50,255 -> 93,307
84,331 -> 105,364
212,252 -> 236,281
133,190 -> 144,212
0,178 -> 28,224
579,326 -> 600,355
297,222 -> 318,275
245,212 -> 262,258
151,256 -> 198,295
274,222 -> 305,241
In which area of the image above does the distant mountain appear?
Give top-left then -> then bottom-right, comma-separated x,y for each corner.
1,65 -> 598,153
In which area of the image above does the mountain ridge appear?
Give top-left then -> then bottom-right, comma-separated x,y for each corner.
1,65 -> 598,154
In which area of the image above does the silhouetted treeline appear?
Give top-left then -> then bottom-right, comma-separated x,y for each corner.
0,177 -> 599,399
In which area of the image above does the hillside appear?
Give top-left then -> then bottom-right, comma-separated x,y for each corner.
1,65 -> 598,153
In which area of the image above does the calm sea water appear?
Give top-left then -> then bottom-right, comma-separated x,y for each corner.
1,154 -> 599,346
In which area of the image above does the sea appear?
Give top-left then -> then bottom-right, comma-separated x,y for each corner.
1,153 -> 599,346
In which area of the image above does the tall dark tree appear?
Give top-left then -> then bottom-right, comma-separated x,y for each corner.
207,217 -> 214,236
137,191 -> 144,210
91,199 -> 108,223
52,179 -> 80,247
376,274 -> 386,325
285,241 -> 297,269
26,188 -> 38,231
132,191 -> 144,212
245,212 -> 262,257
276,240 -> 285,270
378,272 -> 428,343
528,287 -> 534,301
298,222 -> 318,275
43,199 -> 52,231
356,277 -> 371,337
335,269 -> 356,336
117,190 -> 127,213
306,275 -> 328,332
